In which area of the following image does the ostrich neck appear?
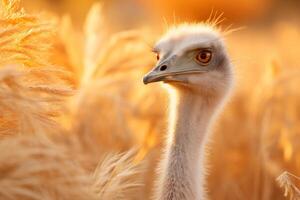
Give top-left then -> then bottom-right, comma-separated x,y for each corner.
170,91 -> 215,151
158,89 -> 220,200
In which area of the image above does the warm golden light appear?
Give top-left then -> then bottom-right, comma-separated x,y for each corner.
0,0 -> 300,199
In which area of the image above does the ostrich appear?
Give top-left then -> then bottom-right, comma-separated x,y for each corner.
143,23 -> 234,200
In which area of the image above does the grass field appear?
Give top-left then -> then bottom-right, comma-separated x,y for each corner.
0,0 -> 300,199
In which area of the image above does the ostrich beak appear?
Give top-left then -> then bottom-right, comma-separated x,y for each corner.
143,64 -> 177,84
143,66 -> 166,84
143,64 -> 205,84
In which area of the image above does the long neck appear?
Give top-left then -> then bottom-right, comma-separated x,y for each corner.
156,89 -> 221,200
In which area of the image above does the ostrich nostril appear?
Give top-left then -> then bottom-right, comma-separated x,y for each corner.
160,65 -> 168,71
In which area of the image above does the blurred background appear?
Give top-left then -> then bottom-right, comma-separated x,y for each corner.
22,0 -> 300,28
1,0 -> 300,200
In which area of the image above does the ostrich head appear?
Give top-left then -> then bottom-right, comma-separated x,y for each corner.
143,24 -> 234,98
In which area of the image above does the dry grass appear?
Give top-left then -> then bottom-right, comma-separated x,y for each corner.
0,0 -> 300,199
0,1 -> 144,199
277,171 -> 300,200
0,135 -> 142,200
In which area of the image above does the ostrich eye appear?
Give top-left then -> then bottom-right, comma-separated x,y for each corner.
195,50 -> 212,65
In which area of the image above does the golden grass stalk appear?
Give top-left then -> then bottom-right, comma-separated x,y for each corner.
92,150 -> 143,200
0,0 -> 76,136
0,0 -> 55,68
0,135 -> 142,200
277,171 -> 300,200
0,66 -> 73,136
0,135 -> 94,200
